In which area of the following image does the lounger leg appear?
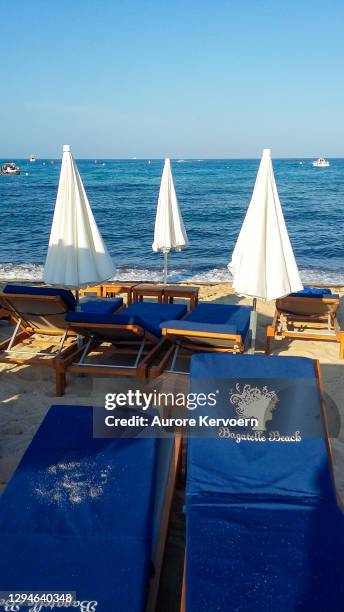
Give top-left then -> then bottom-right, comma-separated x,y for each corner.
248,308 -> 257,354
55,370 -> 65,397
77,338 -> 93,364
56,329 -> 68,356
133,338 -> 146,368
328,313 -> 332,332
266,326 -> 274,354
5,318 -> 22,352
170,344 -> 180,372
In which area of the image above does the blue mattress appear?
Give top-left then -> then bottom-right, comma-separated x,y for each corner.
3,283 -> 76,310
0,405 -> 160,611
67,302 -> 187,339
3,286 -> 123,317
122,302 -> 187,337
161,303 -> 252,339
79,297 -> 123,314
161,319 -> 238,336
185,353 -> 344,611
290,286 -> 339,299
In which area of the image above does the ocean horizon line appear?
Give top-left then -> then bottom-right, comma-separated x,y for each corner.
1,156 -> 343,161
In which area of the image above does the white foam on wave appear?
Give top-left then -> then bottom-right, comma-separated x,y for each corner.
0,263 -> 343,286
0,263 -> 44,281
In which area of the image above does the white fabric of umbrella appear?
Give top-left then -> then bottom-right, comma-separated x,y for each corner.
152,158 -> 188,282
43,145 -> 114,291
228,148 -> 303,351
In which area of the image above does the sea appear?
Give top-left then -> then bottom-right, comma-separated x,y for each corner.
0,158 -> 343,285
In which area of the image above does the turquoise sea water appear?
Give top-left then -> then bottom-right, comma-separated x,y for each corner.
0,158 -> 343,283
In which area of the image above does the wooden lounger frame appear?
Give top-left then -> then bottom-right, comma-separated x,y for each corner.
146,432 -> 182,612
266,296 -> 344,359
179,361 -> 344,611
0,308 -> 10,321
59,320 -> 173,394
0,292 -> 83,396
150,325 -> 246,379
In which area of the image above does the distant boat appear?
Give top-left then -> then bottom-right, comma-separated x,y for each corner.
1,162 -> 20,175
313,157 -> 330,167
29,155 -> 36,162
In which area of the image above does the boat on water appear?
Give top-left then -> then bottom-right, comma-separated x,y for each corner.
29,154 -> 36,162
313,157 -> 330,167
1,162 -> 20,175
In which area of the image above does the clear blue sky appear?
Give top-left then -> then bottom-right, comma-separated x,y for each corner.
1,0 -> 343,158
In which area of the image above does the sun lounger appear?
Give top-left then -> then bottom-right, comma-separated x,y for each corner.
62,302 -> 188,389
0,284 -> 123,395
0,404 -> 181,611
152,302 -> 252,377
181,353 -> 344,612
266,287 -> 344,358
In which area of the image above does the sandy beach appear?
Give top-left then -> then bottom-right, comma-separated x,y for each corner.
0,282 -> 343,610
1,282 -> 343,493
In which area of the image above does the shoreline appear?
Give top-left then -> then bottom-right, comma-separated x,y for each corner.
1,278 -> 344,290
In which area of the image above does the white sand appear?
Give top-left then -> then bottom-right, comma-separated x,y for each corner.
0,283 -> 343,500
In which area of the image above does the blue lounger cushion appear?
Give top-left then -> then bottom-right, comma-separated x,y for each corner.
3,285 -> 123,317
122,303 -> 187,337
185,353 -> 344,612
290,286 -> 339,299
80,297 -> 123,314
66,302 -> 187,338
188,354 -> 330,501
0,405 -> 160,611
186,496 -> 344,612
161,320 -> 238,336
3,283 -> 77,311
161,303 -> 252,339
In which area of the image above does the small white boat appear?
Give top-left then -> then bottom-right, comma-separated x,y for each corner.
312,157 -> 330,167
1,162 -> 20,175
29,155 -> 36,162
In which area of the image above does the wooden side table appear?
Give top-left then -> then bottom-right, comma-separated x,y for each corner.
132,283 -> 165,304
163,285 -> 199,310
79,285 -> 103,298
101,282 -> 139,305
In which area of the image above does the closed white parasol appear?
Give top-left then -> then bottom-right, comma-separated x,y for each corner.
152,158 -> 188,282
44,145 -> 114,291
228,148 -> 303,351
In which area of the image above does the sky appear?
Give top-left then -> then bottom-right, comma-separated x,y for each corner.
1,0 -> 343,158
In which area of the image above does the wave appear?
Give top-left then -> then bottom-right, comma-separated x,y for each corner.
1,263 -> 344,286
